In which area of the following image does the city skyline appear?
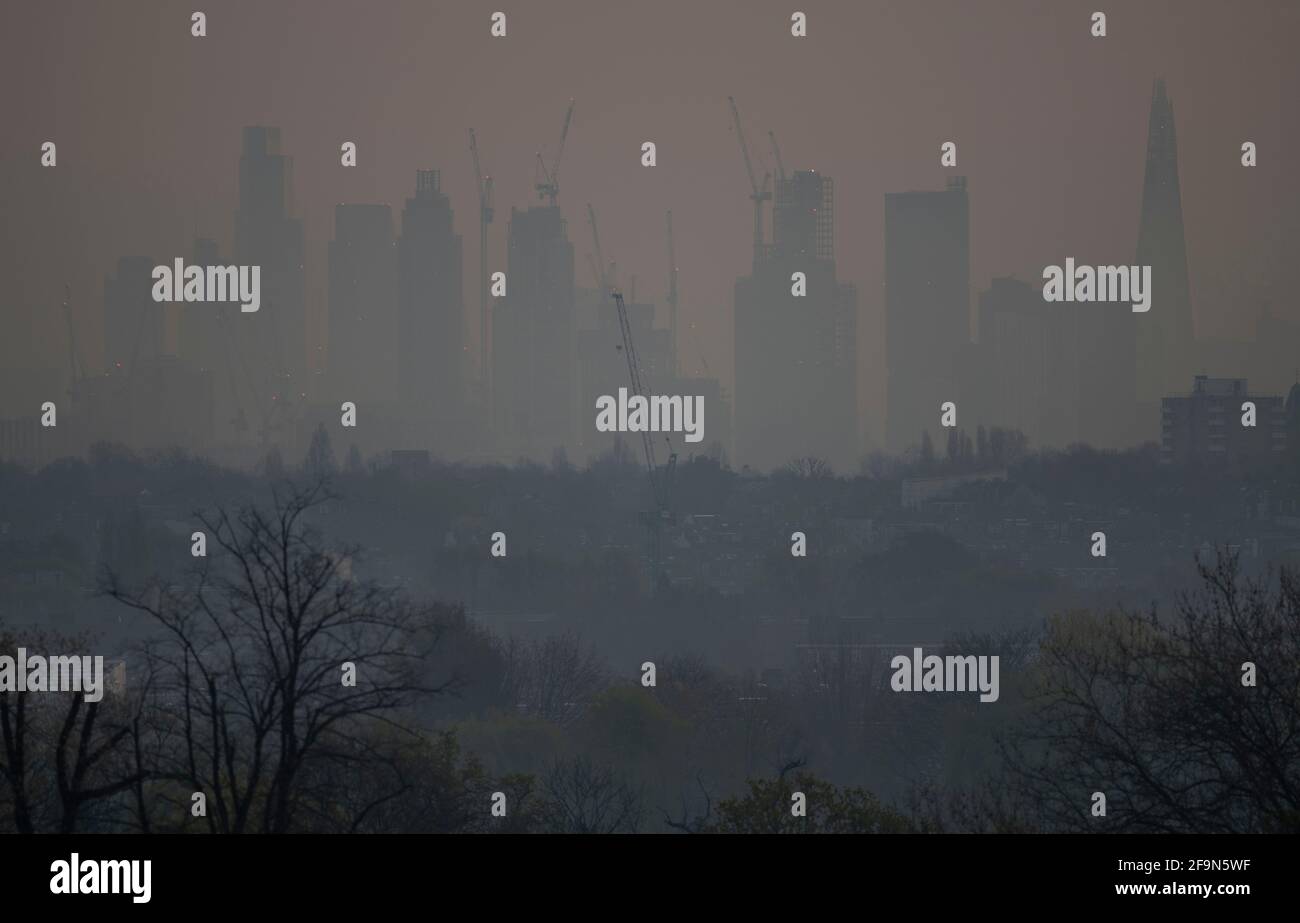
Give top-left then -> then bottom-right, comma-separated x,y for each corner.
2,1 -> 1300,855
2,0 -> 1297,467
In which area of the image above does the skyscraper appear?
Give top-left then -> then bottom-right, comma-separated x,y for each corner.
100,255 -> 215,454
398,170 -> 464,446
328,204 -> 398,409
734,170 -> 857,471
975,276 -> 1080,448
1135,78 -> 1194,406
493,204 -> 576,459
178,236 -> 242,444
233,126 -> 306,434
103,256 -> 161,374
179,237 -> 226,377
885,177 -> 969,453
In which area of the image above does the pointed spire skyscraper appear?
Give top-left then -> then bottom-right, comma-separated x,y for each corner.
1135,78 -> 1193,405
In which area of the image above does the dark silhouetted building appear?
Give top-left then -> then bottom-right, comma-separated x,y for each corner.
885,177 -> 968,453
1161,376 -> 1285,464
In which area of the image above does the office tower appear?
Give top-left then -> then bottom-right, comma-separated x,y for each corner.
398,170 -> 464,445
103,256 -> 162,374
179,237 -> 227,376
177,237 -> 243,445
885,177 -> 969,453
328,204 -> 398,409
675,372 -> 732,463
233,127 -> 306,421
97,255 -> 216,453
735,169 -> 857,471
130,355 -> 216,452
1074,293 -> 1139,447
976,276 -> 1079,448
493,205 -> 575,459
1135,79 -> 1194,408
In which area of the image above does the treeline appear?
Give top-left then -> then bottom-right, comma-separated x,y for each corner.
1,475 -> 1295,832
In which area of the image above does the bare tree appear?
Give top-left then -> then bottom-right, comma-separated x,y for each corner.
0,628 -> 154,833
663,774 -> 715,833
499,631 -> 606,724
1004,549 -> 1300,833
104,479 -> 449,833
540,756 -> 643,833
780,456 -> 833,479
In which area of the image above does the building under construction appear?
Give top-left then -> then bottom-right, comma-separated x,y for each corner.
734,167 -> 858,471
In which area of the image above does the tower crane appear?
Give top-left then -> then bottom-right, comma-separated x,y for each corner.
587,200 -> 621,309
727,96 -> 771,272
535,99 -> 575,206
586,203 -> 610,304
612,290 -> 676,580
585,253 -> 603,291
768,129 -> 787,185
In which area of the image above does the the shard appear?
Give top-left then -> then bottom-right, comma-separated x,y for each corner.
1135,78 -> 1194,406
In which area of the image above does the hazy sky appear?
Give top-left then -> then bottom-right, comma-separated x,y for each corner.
3,0 -> 1296,441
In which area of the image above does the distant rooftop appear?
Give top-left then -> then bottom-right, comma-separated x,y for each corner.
1191,375 -> 1247,397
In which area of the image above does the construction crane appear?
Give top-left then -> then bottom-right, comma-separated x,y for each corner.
665,211 -> 678,377
585,252 -> 603,291
768,129 -> 787,185
612,290 -> 676,578
535,98 -> 575,206
586,203 -> 610,303
215,302 -> 295,446
469,129 -> 494,398
727,96 -> 771,272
